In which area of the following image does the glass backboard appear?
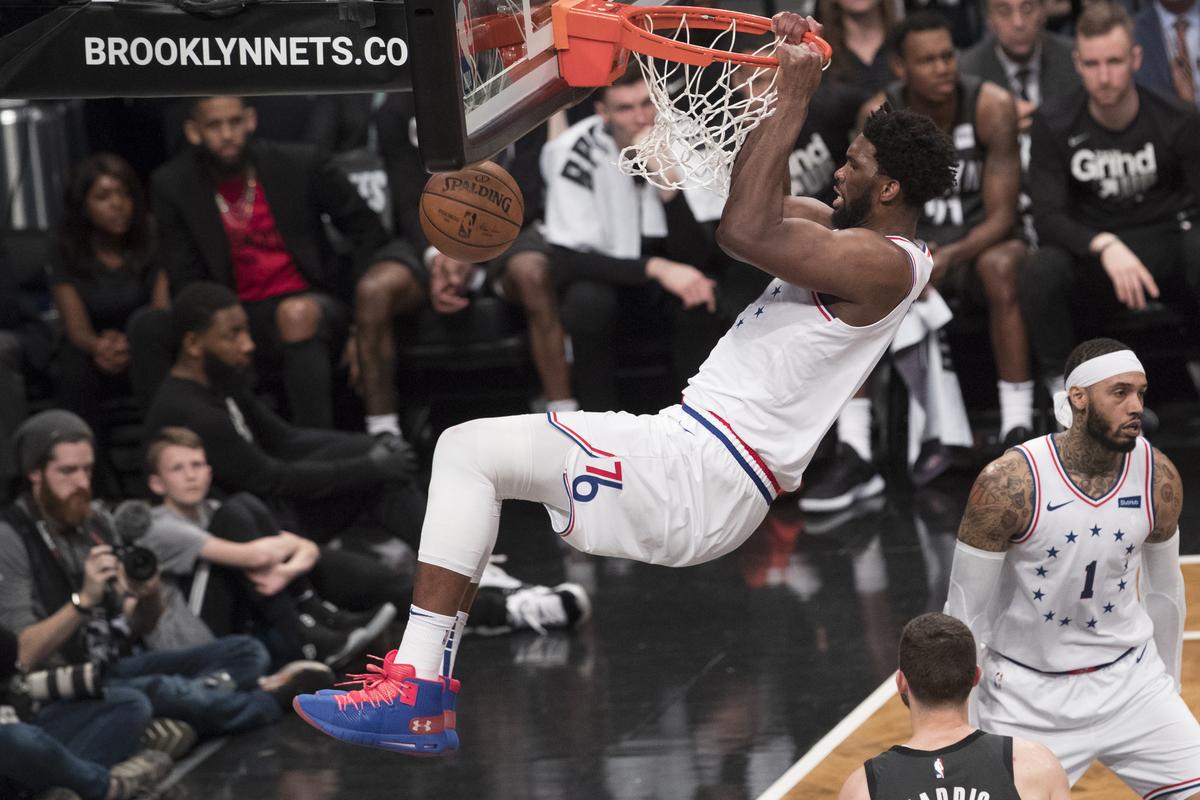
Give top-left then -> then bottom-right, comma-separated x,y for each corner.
406,0 -> 673,171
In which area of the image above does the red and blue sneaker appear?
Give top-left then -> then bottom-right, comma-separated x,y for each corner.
292,651 -> 457,755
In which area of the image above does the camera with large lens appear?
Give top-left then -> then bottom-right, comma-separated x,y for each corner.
111,543 -> 158,582
15,661 -> 106,702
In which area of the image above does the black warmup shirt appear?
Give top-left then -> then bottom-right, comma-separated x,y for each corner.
50,255 -> 158,332
887,76 -> 988,246
1030,87 -> 1200,257
144,375 -> 382,500
865,730 -> 1022,800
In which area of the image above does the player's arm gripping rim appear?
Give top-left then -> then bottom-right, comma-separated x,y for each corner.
956,449 -> 1035,552
717,15 -> 911,308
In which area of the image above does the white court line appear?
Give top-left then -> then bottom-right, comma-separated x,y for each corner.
1180,555 -> 1200,565
756,674 -> 897,800
157,737 -> 226,791
1185,631 -> 1200,641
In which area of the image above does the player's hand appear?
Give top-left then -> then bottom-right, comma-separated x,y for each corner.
248,564 -> 292,597
647,257 -> 718,313
1100,240 -> 1159,310
429,252 -> 473,315
771,40 -> 825,106
80,545 -> 119,609
771,12 -> 823,47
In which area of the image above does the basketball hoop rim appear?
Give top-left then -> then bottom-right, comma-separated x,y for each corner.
552,0 -> 832,86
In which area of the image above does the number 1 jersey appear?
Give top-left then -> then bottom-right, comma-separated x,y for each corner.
985,434 -> 1157,672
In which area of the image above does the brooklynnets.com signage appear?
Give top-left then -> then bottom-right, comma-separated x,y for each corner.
0,2 -> 412,99
83,36 -> 409,68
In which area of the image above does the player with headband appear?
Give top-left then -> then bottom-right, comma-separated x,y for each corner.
292,11 -> 958,756
946,336 -> 1199,796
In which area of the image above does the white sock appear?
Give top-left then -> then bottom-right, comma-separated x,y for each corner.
366,413 -> 401,437
998,380 -> 1034,437
1044,374 -> 1065,400
838,398 -> 873,461
441,611 -> 470,678
546,398 -> 580,413
394,605 -> 456,680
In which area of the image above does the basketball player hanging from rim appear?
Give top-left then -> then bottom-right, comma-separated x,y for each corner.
946,337 -> 1200,797
292,12 -> 958,755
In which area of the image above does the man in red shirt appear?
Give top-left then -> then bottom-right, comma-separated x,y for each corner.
149,96 -> 421,430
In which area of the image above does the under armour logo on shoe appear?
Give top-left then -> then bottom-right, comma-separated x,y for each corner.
410,719 -> 434,733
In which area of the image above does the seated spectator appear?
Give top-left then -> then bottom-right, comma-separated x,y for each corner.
819,0 -> 902,94
1133,0 -> 1200,107
0,410 -> 332,743
143,281 -> 424,562
144,95 -> 420,429
142,426 -> 398,667
960,0 -> 1080,130
1021,1 -> 1200,394
0,623 -> 173,800
541,65 -> 725,410
51,154 -> 167,494
363,94 -> 577,430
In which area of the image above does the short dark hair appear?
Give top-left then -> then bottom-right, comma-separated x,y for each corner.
862,106 -> 958,208
1064,337 -> 1132,380
898,613 -> 977,707
596,62 -> 645,103
189,95 -> 247,119
172,281 -> 240,343
145,426 -> 205,475
1076,1 -> 1133,40
889,11 -> 954,60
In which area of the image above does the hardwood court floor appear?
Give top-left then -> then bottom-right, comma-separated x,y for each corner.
169,424 -> 1200,800
778,565 -> 1200,799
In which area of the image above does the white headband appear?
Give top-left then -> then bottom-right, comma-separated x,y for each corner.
1053,350 -> 1145,428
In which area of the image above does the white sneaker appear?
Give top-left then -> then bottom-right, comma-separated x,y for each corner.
479,555 -> 525,591
505,583 -> 591,634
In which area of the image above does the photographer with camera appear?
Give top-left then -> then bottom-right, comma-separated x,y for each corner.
0,410 -> 333,747
0,623 -> 173,800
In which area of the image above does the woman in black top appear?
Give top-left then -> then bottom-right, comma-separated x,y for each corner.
819,0 -> 901,94
51,154 -> 167,479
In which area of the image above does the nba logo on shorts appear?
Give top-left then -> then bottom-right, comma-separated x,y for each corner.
934,757 -> 945,780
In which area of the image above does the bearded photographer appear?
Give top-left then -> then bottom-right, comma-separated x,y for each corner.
0,410 -> 332,745
0,623 -> 173,800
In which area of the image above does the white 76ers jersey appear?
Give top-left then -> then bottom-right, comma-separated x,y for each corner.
684,236 -> 932,492
984,434 -> 1157,672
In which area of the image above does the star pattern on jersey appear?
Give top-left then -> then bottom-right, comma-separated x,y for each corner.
1118,579 -> 1127,591
771,286 -> 782,297
736,319 -> 744,328
1087,617 -> 1098,628
1104,603 -> 1115,613
1036,515 -> 1147,634
1091,525 -> 1102,537
754,306 -> 765,318
1059,616 -> 1072,626
1125,544 -> 1135,555
1046,546 -> 1059,558
1113,529 -> 1125,541
1035,566 -> 1048,577
1043,611 -> 1055,622
1065,531 -> 1078,543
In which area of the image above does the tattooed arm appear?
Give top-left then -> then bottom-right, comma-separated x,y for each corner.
1148,448 -> 1184,543
957,450 -> 1036,551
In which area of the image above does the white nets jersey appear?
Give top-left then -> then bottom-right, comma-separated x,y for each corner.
683,236 -> 932,492
985,434 -> 1157,672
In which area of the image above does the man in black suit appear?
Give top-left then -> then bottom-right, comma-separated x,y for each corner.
149,96 -> 421,429
960,0 -> 1080,131
1134,0 -> 1200,106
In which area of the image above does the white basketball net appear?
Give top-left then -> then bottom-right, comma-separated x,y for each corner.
618,15 -> 780,197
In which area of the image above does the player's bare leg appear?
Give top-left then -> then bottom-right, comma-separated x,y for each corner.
354,261 -> 424,437
976,239 -> 1034,442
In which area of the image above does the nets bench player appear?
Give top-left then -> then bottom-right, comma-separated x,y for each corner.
839,613 -> 1069,800
947,337 -> 1200,796
292,13 -> 958,756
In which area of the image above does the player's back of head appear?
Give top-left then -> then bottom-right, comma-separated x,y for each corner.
898,612 -> 977,707
861,107 -> 957,210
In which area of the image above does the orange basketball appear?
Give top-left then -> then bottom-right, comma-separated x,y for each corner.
419,161 -> 524,264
